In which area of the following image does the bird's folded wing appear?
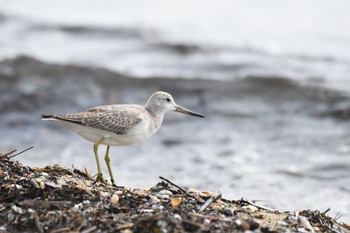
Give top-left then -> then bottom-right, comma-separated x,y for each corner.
53,106 -> 143,135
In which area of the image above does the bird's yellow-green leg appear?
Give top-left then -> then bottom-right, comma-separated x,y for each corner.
104,145 -> 116,186
93,137 -> 107,184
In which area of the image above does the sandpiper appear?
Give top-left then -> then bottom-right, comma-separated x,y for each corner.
41,91 -> 204,185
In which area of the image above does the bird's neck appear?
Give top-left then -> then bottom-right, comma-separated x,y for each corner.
145,105 -> 165,129
145,103 -> 166,116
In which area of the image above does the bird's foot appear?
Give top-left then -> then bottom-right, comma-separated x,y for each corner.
110,178 -> 117,187
93,173 -> 108,185
92,173 -> 120,187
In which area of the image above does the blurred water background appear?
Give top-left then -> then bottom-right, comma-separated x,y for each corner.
1,0 -> 350,222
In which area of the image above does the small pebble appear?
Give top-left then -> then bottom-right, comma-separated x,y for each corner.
83,200 -> 90,205
152,204 -> 165,211
11,205 -> 24,214
199,191 -> 212,198
174,213 -> 182,221
2,171 -> 9,180
72,203 -> 84,210
39,181 -> 45,190
171,198 -> 182,207
203,218 -> 211,225
158,190 -> 173,196
168,186 -> 179,193
149,195 -> 160,204
242,205 -> 258,213
155,194 -> 170,199
149,185 -> 163,192
34,177 -> 42,183
223,208 -> 234,216
111,193 -> 120,206
249,219 -> 260,230
30,178 -> 39,189
235,219 -> 242,226
27,208 -> 35,214
40,172 -> 49,178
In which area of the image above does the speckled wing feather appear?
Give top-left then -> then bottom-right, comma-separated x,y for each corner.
49,105 -> 143,135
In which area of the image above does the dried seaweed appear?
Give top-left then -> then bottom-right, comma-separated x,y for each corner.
0,153 -> 349,233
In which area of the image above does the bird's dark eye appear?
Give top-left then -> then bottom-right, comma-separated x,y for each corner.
165,98 -> 171,102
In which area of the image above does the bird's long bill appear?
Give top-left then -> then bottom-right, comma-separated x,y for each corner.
175,105 -> 204,118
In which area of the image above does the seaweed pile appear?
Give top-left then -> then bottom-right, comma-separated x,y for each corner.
0,150 -> 349,233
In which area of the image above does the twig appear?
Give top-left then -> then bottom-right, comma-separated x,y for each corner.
334,213 -> 343,222
251,199 -> 268,203
159,176 -> 203,202
322,207 -> 331,214
81,226 -> 98,233
240,198 -> 276,212
9,146 -> 34,158
199,192 -> 222,212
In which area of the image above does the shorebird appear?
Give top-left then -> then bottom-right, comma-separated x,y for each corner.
41,91 -> 204,185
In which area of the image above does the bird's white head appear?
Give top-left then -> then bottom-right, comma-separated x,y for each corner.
145,91 -> 204,117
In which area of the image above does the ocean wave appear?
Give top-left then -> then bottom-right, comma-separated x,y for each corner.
1,55 -> 349,119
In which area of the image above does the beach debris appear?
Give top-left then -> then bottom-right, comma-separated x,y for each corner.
0,153 -> 349,232
170,198 -> 182,207
199,192 -> 222,212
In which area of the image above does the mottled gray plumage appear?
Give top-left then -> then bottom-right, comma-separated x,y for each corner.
43,105 -> 144,135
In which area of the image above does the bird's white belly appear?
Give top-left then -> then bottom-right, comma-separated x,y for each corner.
48,119 -> 157,146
